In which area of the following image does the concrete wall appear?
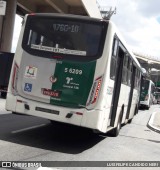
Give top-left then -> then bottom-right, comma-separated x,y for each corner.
0,0 -> 17,52
81,0 -> 102,19
0,0 -> 102,53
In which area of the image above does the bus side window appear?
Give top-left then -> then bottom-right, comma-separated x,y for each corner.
122,54 -> 128,85
112,38 -> 118,56
134,68 -> 140,90
151,84 -> 155,94
134,68 -> 137,89
151,83 -> 154,102
110,38 -> 118,80
127,57 -> 132,86
138,70 -> 141,89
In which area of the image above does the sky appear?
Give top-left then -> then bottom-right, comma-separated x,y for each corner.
12,0 -> 160,60
98,0 -> 160,60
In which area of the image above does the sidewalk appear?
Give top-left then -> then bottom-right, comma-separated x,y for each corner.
147,112 -> 160,134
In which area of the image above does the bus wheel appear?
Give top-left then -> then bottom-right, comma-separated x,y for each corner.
110,111 -> 122,137
128,118 -> 132,124
134,105 -> 138,115
146,105 -> 150,110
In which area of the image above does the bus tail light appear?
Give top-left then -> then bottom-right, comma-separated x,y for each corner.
12,62 -> 19,94
87,76 -> 103,105
76,112 -> 83,115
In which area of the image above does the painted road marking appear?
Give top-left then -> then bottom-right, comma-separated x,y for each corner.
12,124 -> 47,134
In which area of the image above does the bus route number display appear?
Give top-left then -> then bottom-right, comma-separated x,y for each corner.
53,24 -> 79,33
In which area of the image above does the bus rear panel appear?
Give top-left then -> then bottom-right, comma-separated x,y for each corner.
6,14 -> 109,132
6,13 -> 142,135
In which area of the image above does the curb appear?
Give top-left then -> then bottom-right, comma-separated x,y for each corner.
147,112 -> 160,134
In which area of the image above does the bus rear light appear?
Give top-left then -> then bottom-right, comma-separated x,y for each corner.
87,76 -> 103,105
17,100 -> 23,103
92,78 -> 102,104
12,62 -> 19,94
75,112 -> 83,115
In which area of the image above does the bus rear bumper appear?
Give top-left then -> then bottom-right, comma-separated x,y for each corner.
6,94 -> 105,132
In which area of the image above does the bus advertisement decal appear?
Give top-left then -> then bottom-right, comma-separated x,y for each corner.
41,88 -> 61,98
31,44 -> 86,56
24,66 -> 37,79
50,60 -> 96,107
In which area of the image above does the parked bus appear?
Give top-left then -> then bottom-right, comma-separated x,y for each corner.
140,79 -> 155,109
154,92 -> 160,104
6,13 -> 142,136
154,87 -> 160,103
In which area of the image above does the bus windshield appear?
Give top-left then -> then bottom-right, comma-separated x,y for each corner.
22,15 -> 107,60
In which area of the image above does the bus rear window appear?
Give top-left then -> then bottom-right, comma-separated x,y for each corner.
22,15 -> 107,61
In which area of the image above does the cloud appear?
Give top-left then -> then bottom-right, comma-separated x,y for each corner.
12,1 -> 160,58
98,0 -> 160,58
135,0 -> 160,18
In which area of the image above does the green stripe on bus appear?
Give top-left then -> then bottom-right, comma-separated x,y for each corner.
50,60 -> 96,107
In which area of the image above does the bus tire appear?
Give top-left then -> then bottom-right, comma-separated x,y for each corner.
146,104 -> 150,110
110,110 -> 123,137
146,106 -> 149,110
128,118 -> 132,123
134,105 -> 138,115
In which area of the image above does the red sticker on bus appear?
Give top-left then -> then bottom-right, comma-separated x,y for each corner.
41,88 -> 60,98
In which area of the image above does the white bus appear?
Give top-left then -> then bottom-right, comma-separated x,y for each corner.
6,13 -> 142,136
140,79 -> 155,109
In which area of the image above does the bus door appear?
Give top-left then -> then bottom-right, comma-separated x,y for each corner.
126,64 -> 136,119
110,43 -> 126,127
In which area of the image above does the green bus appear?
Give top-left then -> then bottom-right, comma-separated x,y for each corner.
140,79 -> 155,109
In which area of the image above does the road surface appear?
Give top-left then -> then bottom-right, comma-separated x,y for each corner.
0,99 -> 160,170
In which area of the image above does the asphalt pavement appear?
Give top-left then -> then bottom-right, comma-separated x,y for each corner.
0,98 -> 160,170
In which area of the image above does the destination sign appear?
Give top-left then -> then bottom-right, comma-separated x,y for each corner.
53,24 -> 79,33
